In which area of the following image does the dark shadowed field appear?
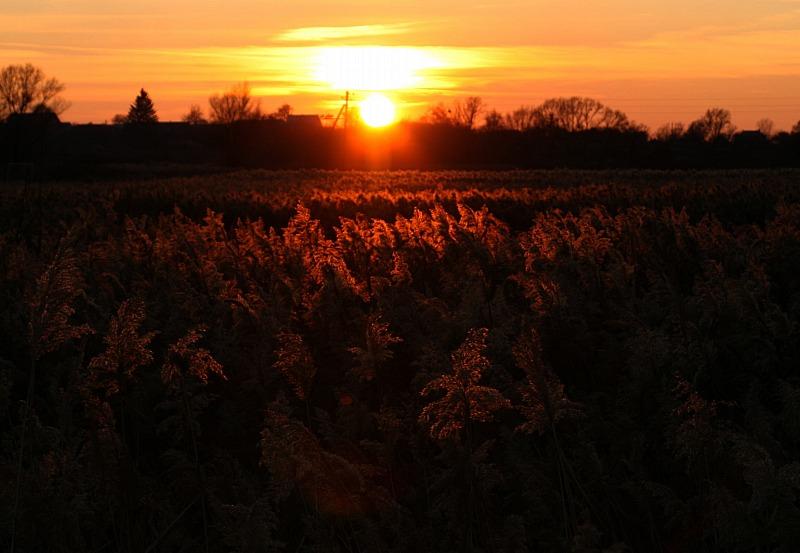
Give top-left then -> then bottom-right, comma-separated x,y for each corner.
2,169 -> 800,552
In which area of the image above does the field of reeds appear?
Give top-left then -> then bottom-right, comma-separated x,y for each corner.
2,169 -> 800,552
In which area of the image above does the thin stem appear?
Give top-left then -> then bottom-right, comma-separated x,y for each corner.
9,355 -> 37,553
178,376 -> 210,553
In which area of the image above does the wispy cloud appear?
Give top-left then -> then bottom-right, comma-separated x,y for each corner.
275,23 -> 413,42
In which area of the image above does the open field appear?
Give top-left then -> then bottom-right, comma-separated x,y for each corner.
2,170 -> 800,552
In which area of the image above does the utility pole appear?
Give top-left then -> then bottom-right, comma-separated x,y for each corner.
332,91 -> 351,130
343,91 -> 349,131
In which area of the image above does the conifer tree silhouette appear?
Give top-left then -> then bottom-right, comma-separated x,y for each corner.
127,88 -> 158,124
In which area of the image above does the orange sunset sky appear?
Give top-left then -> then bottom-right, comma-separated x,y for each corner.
3,0 -> 800,130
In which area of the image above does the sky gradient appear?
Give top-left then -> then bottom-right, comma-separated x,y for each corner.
3,0 -> 800,130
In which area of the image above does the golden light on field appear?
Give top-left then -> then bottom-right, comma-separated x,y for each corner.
313,46 -> 442,91
360,93 -> 396,127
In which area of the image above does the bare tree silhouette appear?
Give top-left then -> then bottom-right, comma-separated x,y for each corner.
688,107 -> 736,141
423,102 -> 453,125
453,96 -> 484,129
431,97 -> 641,133
0,63 -> 69,121
483,109 -> 505,130
504,106 -> 538,131
655,122 -> 686,141
270,103 -> 293,122
182,104 -> 207,125
534,97 -> 635,131
756,118 -> 775,138
208,82 -> 262,124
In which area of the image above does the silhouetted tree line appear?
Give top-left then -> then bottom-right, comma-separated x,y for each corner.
3,64 -> 800,173
4,117 -> 800,174
5,118 -> 800,175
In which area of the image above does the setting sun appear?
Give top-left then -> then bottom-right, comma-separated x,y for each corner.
360,93 -> 396,127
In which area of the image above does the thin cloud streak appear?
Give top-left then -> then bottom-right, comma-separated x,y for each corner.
275,23 -> 414,42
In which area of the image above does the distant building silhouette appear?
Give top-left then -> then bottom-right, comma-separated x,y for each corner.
4,111 -> 62,165
287,115 -> 322,129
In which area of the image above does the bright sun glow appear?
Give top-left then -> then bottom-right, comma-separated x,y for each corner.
314,46 -> 442,91
360,93 -> 396,127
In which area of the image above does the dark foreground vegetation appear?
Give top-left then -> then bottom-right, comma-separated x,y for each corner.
2,170 -> 800,552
